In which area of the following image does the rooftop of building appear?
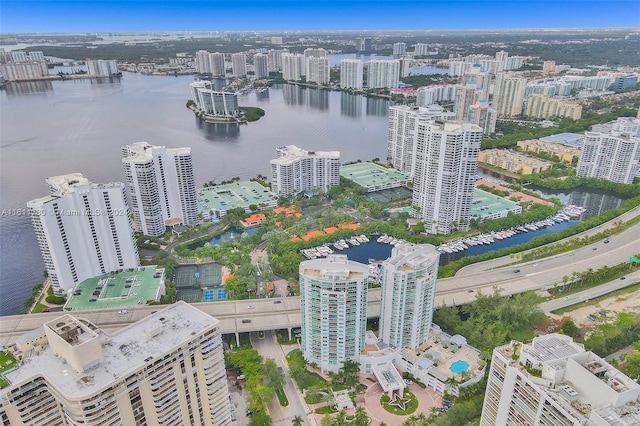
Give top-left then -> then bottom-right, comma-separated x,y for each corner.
340,162 -> 410,191
64,266 -> 165,311
122,141 -> 191,161
4,302 -> 217,399
496,334 -> 640,425
470,188 -> 521,218
27,174 -> 125,207
384,243 -> 439,269
300,255 -> 367,280
400,325 -> 483,385
272,145 -> 340,164
197,181 -> 277,214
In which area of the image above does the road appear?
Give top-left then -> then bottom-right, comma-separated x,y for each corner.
250,330 -> 312,425
1,216 -> 639,345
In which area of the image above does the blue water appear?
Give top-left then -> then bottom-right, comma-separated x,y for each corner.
205,226 -> 260,245
450,360 -> 470,374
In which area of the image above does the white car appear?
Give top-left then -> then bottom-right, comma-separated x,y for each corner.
118,310 -> 128,314
247,305 -> 255,309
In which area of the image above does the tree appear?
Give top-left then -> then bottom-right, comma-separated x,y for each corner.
335,410 -> 348,426
561,320 -> 579,337
264,358 -> 286,390
291,415 -> 304,426
354,406 -> 369,426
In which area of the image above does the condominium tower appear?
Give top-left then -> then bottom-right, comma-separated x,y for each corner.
379,243 -> 440,350
26,173 -> 139,293
411,121 -> 482,234
270,145 -> 340,197
281,53 -> 305,81
393,42 -> 407,56
300,255 -> 369,373
190,81 -> 239,117
493,72 -> 527,117
0,302 -> 232,426
231,53 -> 247,77
122,142 -> 198,236
577,117 -> 640,184
340,59 -> 364,89
86,59 -> 119,77
306,57 -> 329,85
387,105 -> 456,177
368,60 -> 400,89
414,43 -> 429,56
481,334 -> 640,426
253,53 -> 269,78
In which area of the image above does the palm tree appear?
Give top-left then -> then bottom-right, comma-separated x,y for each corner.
292,415 -> 304,426
354,406 -> 369,426
334,410 -> 347,426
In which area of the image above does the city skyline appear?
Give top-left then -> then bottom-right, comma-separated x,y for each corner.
1,1 -> 639,33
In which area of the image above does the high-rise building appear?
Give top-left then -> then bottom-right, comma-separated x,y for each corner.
300,254 -> 369,373
86,59 -> 119,77
26,173 -> 140,293
306,57 -> 329,84
231,53 -> 247,77
357,37 -> 372,52
190,81 -> 239,117
577,117 -> 640,184
28,51 -> 44,61
303,48 -> 326,78
387,105 -> 456,177
270,145 -> 340,197
368,60 -> 400,89
411,121 -> 482,234
524,93 -> 583,120
267,49 -> 288,71
399,58 -> 412,78
0,302 -> 232,426
195,50 -> 211,74
493,72 -> 527,117
281,53 -> 304,81
0,61 -> 48,81
416,84 -> 459,106
454,80 -> 479,121
414,43 -> 429,56
468,100 -> 498,134
481,334 -> 640,426
271,36 -> 283,44
340,59 -> 364,89
10,51 -> 28,62
393,42 -> 407,56
379,244 -> 440,350
122,142 -> 198,237
253,53 -> 269,78
210,52 -> 226,76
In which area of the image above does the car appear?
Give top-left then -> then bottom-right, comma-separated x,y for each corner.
238,374 -> 246,380
359,383 -> 368,389
273,300 -> 282,304
118,310 -> 128,314
404,379 -> 414,384
514,269 -> 520,273
563,296 -> 569,300
256,271 -> 261,276
533,263 -> 538,267
242,319 -> 251,323
247,305 -> 255,309
42,308 -> 50,312
588,314 -> 597,321
593,247 -> 598,250
604,239 -> 610,244
620,276 -> 626,280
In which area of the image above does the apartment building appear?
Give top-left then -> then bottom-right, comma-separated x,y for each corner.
368,60 -> 400,89
0,302 -> 232,426
281,53 -> 305,81
26,173 -> 139,294
378,243 -> 440,350
300,255 -> 369,373
253,53 -> 269,78
478,149 -> 553,174
190,81 -> 239,117
411,121 -> 482,234
231,53 -> 247,77
86,60 -> 119,77
481,334 -> 640,426
306,57 -> 329,85
122,142 -> 198,237
270,145 -> 340,197
340,59 -> 364,89
577,117 -> 640,184
493,73 -> 527,117
524,93 -> 583,120
517,139 -> 582,163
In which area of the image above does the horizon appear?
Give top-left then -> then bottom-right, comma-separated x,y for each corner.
1,1 -> 639,33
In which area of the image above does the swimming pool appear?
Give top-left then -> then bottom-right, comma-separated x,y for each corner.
449,360 -> 470,374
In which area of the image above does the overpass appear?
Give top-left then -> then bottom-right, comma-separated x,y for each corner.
1,218 -> 639,346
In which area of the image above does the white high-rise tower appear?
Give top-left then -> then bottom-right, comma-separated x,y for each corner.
340,59 -> 364,89
379,244 -> 440,350
122,142 -> 198,236
411,121 -> 482,234
300,255 -> 369,373
27,173 -> 140,293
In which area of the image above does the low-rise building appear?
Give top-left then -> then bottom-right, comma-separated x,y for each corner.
517,138 -> 582,163
197,181 -> 277,220
524,93 -> 583,120
479,148 -> 553,175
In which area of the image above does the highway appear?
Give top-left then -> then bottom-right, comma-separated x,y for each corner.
1,217 -> 639,346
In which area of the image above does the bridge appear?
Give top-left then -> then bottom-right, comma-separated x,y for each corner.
1,214 -> 639,347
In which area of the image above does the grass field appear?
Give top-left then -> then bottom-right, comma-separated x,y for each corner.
0,351 -> 17,388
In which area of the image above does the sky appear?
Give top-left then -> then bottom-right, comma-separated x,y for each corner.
1,1 -> 639,33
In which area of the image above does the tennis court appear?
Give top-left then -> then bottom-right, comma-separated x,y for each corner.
203,288 -> 228,301
174,265 -> 198,288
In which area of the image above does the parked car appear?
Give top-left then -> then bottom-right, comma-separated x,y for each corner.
242,319 -> 251,323
273,300 -> 282,304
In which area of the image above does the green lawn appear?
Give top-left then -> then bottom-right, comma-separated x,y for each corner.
275,387 -> 289,406
381,391 -> 419,415
0,351 -> 17,389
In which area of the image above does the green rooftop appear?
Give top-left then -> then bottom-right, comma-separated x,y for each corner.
197,181 -> 277,219
340,162 -> 410,192
64,267 -> 165,311
470,188 -> 522,219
